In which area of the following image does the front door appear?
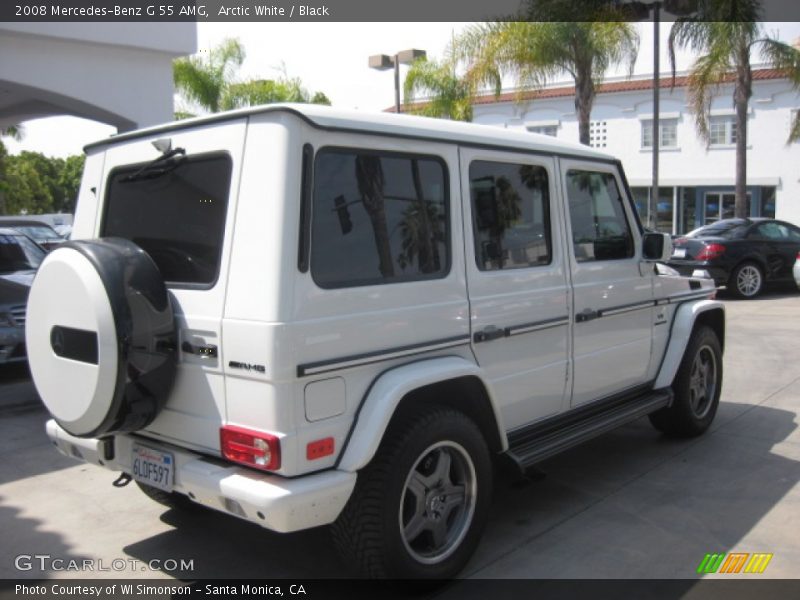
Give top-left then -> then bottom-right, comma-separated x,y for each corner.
559,160 -> 655,407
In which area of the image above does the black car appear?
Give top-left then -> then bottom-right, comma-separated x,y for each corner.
667,218 -> 800,299
0,218 -> 64,251
0,228 -> 46,365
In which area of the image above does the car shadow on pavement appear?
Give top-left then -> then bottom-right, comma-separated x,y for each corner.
0,501 -> 93,579
124,402 -> 799,583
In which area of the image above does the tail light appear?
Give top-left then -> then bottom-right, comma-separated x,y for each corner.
695,243 -> 726,261
220,425 -> 281,471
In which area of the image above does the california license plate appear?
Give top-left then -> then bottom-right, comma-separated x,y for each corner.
131,444 -> 174,492
672,248 -> 686,258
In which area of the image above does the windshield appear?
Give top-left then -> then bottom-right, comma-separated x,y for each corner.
102,154 -> 232,286
0,233 -> 46,272
685,221 -> 749,239
10,225 -> 60,242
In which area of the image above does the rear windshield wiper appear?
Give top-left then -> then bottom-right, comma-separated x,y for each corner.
121,147 -> 186,183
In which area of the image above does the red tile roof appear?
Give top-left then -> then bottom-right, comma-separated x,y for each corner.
390,68 -> 789,113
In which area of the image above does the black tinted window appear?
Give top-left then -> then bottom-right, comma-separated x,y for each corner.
689,221 -> 748,239
310,149 -> 448,288
469,161 -> 551,270
103,154 -> 231,286
566,170 -> 634,262
0,234 -> 45,272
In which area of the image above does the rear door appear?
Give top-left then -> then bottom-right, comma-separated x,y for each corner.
559,160 -> 654,407
460,148 -> 570,429
98,121 -> 247,453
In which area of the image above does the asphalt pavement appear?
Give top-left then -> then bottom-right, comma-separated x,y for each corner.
1,292 -> 798,585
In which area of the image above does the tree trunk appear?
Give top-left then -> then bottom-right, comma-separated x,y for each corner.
733,57 -> 752,219
574,68 -> 595,147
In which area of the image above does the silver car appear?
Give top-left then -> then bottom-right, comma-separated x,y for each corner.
0,228 -> 45,364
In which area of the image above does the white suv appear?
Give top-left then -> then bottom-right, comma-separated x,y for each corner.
26,105 -> 724,579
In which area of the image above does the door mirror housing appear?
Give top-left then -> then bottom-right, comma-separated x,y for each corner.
642,232 -> 672,262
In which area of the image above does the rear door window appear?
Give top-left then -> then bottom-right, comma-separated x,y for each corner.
102,154 -> 232,287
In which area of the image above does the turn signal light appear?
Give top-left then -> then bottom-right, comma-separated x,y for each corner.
220,425 -> 281,471
695,243 -> 726,261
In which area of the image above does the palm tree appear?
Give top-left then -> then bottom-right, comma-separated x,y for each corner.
221,77 -> 331,111
403,57 -> 473,121
0,124 -> 25,141
455,19 -> 639,145
670,1 -> 800,218
173,38 -> 245,115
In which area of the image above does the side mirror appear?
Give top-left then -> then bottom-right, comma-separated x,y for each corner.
642,232 -> 672,262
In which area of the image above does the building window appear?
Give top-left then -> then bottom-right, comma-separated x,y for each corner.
310,149 -> 449,289
526,125 -> 558,137
589,121 -> 607,148
709,116 -> 737,145
641,119 -> 678,149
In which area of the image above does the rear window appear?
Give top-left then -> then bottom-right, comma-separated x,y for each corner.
102,154 -> 232,286
686,221 -> 748,239
310,148 -> 449,289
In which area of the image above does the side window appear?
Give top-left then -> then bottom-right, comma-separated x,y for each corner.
310,149 -> 449,288
468,160 -> 551,271
565,170 -> 634,262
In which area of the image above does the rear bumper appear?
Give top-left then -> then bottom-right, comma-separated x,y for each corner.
666,262 -> 729,286
46,419 -> 356,533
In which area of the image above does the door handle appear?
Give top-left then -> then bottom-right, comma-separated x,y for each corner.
576,309 -> 600,323
181,341 -> 218,358
474,326 -> 507,343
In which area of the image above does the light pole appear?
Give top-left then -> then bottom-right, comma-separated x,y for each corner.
368,49 -> 427,114
628,0 -> 697,231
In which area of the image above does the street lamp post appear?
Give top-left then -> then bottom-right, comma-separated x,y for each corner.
368,49 -> 427,114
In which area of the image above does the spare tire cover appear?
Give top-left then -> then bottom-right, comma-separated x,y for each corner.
26,238 -> 177,438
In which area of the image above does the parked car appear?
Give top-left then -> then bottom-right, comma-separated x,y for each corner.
0,228 -> 46,365
794,251 -> 800,290
26,105 -> 724,579
0,218 -> 64,251
668,218 -> 800,299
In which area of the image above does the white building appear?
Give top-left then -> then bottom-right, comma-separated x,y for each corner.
470,68 -> 800,233
0,23 -> 196,132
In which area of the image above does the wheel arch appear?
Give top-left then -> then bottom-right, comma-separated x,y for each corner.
336,356 -> 506,473
654,299 -> 725,390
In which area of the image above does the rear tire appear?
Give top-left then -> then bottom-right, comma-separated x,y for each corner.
649,326 -> 722,438
331,406 -> 492,579
729,261 -> 764,299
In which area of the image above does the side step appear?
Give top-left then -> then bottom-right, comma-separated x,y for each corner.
505,388 -> 673,471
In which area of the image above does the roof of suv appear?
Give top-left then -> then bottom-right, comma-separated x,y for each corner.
84,104 -> 614,163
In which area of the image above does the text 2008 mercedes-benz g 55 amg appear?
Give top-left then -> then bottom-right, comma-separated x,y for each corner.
27,104 -> 723,579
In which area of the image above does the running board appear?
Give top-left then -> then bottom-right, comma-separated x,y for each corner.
505,388 -> 673,471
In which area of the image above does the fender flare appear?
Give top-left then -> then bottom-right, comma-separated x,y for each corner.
654,299 -> 725,389
336,356 -> 506,473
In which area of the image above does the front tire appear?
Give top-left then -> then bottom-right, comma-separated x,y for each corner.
730,261 -> 764,299
332,407 -> 492,579
649,326 -> 722,437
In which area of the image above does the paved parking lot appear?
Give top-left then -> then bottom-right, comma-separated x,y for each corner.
1,292 -> 799,583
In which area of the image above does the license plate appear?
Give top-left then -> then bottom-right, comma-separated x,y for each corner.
672,248 -> 686,258
132,445 -> 174,493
